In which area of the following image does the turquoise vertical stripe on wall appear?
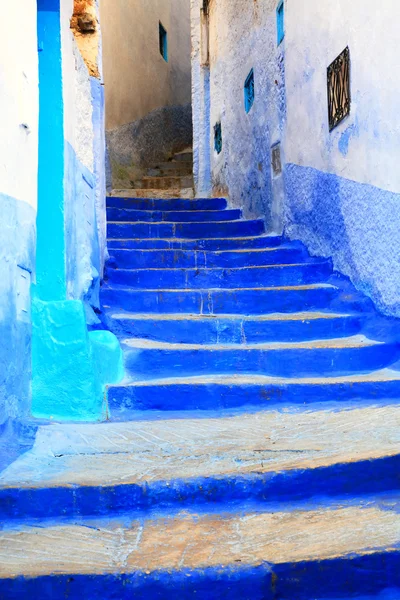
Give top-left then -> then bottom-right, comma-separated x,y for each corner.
36,0 -> 66,301
277,1 -> 284,45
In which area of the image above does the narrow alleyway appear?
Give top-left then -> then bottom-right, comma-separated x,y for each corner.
1,158 -> 400,597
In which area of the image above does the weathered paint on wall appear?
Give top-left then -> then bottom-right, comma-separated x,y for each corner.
191,0 -> 286,227
284,0 -> 400,316
100,0 -> 191,131
0,1 -> 38,440
32,0 -> 122,423
100,0 -> 193,188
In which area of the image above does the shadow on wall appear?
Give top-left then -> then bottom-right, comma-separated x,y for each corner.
106,103 -> 193,191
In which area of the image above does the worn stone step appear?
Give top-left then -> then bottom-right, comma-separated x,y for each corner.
107,234 -> 282,251
108,246 -> 306,269
139,175 -> 194,190
147,162 -> 193,176
106,260 -> 332,289
108,370 -> 400,412
1,406 -> 399,520
101,283 -> 340,314
106,208 -> 242,223
173,150 -> 193,162
105,311 -> 363,343
112,188 -> 195,199
121,335 -> 399,380
107,219 -> 265,239
0,496 -> 399,598
106,196 -> 227,211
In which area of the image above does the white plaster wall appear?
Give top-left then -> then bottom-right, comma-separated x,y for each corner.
0,1 -> 39,209
61,0 -> 94,172
192,0 -> 286,222
285,0 -> 400,194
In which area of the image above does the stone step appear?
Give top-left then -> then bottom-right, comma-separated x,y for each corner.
101,283 -> 340,314
121,335 -> 398,381
106,196 -> 227,211
107,370 -> 400,412
105,311 -> 363,344
106,208 -> 242,223
139,175 -> 193,190
112,188 -> 195,199
106,260 -> 332,289
107,234 -> 282,250
173,150 -> 193,162
0,497 -> 399,598
107,246 -> 307,269
1,405 -> 399,520
107,219 -> 265,239
147,162 -> 193,176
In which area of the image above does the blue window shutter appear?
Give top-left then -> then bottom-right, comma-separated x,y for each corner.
277,1 -> 284,45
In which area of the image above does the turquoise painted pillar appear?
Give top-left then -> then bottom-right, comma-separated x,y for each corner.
36,0 -> 66,301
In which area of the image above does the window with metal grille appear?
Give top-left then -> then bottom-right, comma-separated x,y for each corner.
214,122 -> 222,154
327,47 -> 350,131
159,22 -> 168,62
244,69 -> 255,113
276,0 -> 284,45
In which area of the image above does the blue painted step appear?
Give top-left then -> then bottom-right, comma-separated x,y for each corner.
101,283 -> 340,314
121,336 -> 399,380
107,370 -> 400,412
107,234 -> 283,251
105,312 -> 363,344
108,246 -> 307,269
106,208 -> 242,223
106,197 -> 228,211
107,219 -> 265,240
107,260 -> 332,289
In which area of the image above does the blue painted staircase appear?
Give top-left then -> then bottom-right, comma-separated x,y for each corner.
0,193 -> 400,598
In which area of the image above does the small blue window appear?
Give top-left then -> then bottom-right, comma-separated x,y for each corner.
244,69 -> 255,113
277,1 -> 284,45
159,22 -> 168,61
214,122 -> 222,154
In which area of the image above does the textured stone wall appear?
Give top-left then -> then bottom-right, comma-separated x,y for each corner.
191,0 -> 286,225
284,0 -> 400,316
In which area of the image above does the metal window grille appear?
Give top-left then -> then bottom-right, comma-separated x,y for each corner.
159,22 -> 168,62
244,69 -> 255,113
327,47 -> 350,131
214,122 -> 222,154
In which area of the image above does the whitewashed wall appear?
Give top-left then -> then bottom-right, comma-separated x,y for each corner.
284,0 -> 400,315
191,0 -> 286,226
0,1 -> 38,431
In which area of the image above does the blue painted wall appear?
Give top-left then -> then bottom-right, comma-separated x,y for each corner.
0,195 -> 36,437
36,0 -> 66,302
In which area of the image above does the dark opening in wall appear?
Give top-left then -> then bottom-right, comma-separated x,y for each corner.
214,122 -> 222,154
159,22 -> 168,62
244,69 -> 255,113
327,47 -> 351,131
276,0 -> 284,45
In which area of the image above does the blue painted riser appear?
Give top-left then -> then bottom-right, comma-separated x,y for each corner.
101,285 -> 339,314
122,341 -> 399,380
107,261 -> 332,289
2,554 -> 400,600
107,219 -> 265,239
107,236 -> 283,250
108,247 -> 307,269
106,208 -> 242,222
1,455 -> 399,521
107,378 -> 400,412
106,197 -> 228,211
106,314 -> 363,344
